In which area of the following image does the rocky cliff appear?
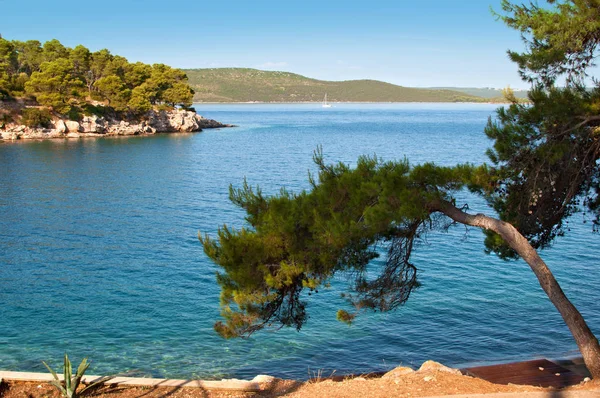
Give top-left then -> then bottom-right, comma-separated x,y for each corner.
0,108 -> 232,140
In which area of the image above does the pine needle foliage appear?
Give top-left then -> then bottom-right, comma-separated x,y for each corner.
0,37 -> 194,115
201,149 -> 481,337
485,0 -> 600,257
497,0 -> 600,86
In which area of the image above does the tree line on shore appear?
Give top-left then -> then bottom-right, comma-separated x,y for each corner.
0,37 -> 194,117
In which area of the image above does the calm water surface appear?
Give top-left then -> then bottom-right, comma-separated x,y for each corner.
0,103 -> 598,379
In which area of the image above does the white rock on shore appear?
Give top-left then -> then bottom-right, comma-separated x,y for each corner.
381,366 -> 415,380
418,360 -> 463,375
0,108 -> 232,140
382,360 -> 462,382
65,120 -> 81,133
252,374 -> 278,383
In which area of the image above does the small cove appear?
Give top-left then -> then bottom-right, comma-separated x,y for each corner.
0,103 -> 598,380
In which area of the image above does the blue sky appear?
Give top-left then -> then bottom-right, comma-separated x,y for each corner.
1,0 -> 530,89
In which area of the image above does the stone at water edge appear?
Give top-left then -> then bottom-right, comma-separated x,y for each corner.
252,375 -> 277,383
53,119 -> 67,134
1,108 -> 231,139
418,360 -> 462,375
80,115 -> 106,133
381,366 -> 415,380
65,120 -> 81,132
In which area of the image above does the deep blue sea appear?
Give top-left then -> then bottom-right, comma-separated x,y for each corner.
0,103 -> 598,380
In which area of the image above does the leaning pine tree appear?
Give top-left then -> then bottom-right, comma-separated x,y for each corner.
200,0 -> 600,378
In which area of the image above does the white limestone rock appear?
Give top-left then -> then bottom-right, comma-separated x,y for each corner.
53,119 -> 67,134
65,120 -> 81,132
1,108 -> 230,140
1,130 -> 18,140
381,366 -> 415,380
418,360 -> 462,375
80,115 -> 107,133
252,374 -> 277,383
162,109 -> 201,132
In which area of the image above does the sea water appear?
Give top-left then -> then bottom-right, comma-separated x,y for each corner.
0,103 -> 598,379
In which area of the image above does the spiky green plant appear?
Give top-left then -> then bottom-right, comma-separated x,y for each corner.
43,354 -> 108,398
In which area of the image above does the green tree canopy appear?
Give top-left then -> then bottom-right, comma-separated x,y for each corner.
42,39 -> 69,63
0,37 -> 195,115
69,45 -> 91,77
13,40 -> 43,75
123,62 -> 152,88
0,38 -> 18,97
485,0 -> 600,256
136,64 -> 194,107
94,75 -> 130,111
201,153 -> 482,337
498,0 -> 600,86
25,58 -> 84,113
483,85 -> 600,257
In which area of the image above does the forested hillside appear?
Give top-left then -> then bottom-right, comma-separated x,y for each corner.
185,68 -> 485,103
429,87 -> 529,99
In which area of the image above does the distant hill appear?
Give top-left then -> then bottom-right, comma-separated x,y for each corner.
428,87 -> 529,99
184,68 -> 485,103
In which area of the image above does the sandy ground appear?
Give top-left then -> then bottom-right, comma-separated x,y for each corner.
1,366 -> 599,398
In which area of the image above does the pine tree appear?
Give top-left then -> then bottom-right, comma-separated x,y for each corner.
202,0 -> 600,378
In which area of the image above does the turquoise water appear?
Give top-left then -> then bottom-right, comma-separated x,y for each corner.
0,103 -> 598,380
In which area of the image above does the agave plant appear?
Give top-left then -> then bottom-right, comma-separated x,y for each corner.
43,354 -> 109,398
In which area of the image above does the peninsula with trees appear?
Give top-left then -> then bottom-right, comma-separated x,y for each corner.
0,37 -> 229,140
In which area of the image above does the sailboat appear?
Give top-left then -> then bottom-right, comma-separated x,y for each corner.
322,93 -> 332,108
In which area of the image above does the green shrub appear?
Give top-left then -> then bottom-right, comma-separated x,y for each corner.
43,354 -> 112,398
21,108 -> 52,128
81,103 -> 114,118
67,106 -> 83,121
0,113 -> 13,128
156,103 -> 174,112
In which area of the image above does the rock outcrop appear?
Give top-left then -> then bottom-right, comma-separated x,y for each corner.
381,361 -> 462,383
381,366 -> 415,380
0,108 -> 232,140
417,360 -> 463,375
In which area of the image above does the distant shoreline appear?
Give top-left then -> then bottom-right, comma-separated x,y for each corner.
185,68 -> 527,103
192,101 -> 511,105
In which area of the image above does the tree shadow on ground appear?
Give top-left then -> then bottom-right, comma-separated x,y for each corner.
86,381 -> 211,398
83,377 -> 305,398
256,379 -> 304,397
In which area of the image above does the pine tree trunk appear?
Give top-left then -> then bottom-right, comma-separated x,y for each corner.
433,199 -> 600,379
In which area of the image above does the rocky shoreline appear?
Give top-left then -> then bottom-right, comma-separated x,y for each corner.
0,108 -> 233,141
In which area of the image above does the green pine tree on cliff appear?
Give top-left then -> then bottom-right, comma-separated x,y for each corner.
201,0 -> 600,378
